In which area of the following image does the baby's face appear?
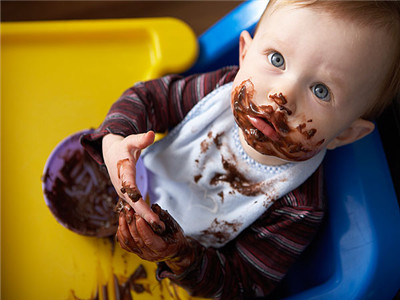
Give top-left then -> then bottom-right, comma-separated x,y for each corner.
232,5 -> 392,165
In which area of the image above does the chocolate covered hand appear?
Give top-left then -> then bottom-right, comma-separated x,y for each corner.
116,204 -> 196,275
102,131 -> 165,231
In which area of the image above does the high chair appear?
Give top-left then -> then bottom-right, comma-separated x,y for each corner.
3,1 -> 399,299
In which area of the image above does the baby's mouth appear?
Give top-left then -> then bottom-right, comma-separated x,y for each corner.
232,79 -> 325,161
247,115 -> 280,142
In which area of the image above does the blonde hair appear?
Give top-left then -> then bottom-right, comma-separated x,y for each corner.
257,0 -> 400,120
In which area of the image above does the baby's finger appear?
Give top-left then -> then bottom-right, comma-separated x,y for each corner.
116,226 -> 133,252
116,231 -> 132,252
117,159 -> 143,206
118,169 -> 165,232
117,213 -> 137,251
118,132 -> 155,188
125,209 -> 145,249
125,131 -> 155,152
131,199 -> 165,233
117,158 -> 144,208
117,158 -> 137,194
136,215 -> 168,253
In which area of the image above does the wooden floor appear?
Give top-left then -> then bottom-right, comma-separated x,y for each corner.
1,1 -> 243,36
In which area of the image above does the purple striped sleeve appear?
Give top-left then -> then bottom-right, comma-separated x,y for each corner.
157,166 -> 326,299
80,66 -> 238,164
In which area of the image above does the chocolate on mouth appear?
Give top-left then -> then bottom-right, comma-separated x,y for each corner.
259,116 -> 276,131
232,79 -> 325,161
248,115 -> 280,142
262,118 -> 276,134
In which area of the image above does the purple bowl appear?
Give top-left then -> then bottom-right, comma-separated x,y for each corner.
42,130 -> 148,237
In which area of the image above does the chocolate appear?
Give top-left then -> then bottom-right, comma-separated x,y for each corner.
201,140 -> 210,154
200,131 -> 225,154
129,264 -> 147,281
101,285 -> 108,300
297,122 -> 317,139
128,264 -> 147,293
270,93 -> 292,115
117,158 -> 130,179
120,182 -> 142,203
232,79 -> 325,161
114,274 -> 132,300
194,174 -> 202,183
218,191 -> 224,203
151,204 -> 179,241
43,148 -> 119,237
213,132 -> 224,149
210,155 -> 265,197
114,198 -> 125,213
196,129 -> 268,197
113,264 -> 148,299
200,218 -> 243,245
117,158 -> 142,203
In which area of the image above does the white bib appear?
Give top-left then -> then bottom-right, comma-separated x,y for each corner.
142,83 -> 325,248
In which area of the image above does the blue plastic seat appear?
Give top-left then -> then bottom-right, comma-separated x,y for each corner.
188,1 -> 400,299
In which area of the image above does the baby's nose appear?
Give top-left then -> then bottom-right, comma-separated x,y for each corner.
269,93 -> 294,115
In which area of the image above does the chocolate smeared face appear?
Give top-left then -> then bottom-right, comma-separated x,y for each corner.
232,79 -> 325,161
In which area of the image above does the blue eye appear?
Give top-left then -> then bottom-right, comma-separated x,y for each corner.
312,84 -> 330,101
268,52 -> 285,68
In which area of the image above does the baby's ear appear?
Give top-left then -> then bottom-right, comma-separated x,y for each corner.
326,118 -> 375,150
239,31 -> 253,67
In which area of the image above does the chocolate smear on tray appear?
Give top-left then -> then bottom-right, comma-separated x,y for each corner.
113,264 -> 149,299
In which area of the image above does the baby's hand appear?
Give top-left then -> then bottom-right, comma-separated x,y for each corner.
117,204 -> 196,274
102,131 -> 165,232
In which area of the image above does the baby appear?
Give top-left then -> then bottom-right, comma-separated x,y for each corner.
82,0 -> 400,298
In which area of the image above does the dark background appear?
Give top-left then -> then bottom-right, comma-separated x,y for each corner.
1,1 -> 243,36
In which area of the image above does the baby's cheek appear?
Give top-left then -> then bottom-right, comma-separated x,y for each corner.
295,122 -> 325,147
275,133 -> 324,161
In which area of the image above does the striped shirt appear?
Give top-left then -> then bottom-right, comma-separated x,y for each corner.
81,66 -> 326,299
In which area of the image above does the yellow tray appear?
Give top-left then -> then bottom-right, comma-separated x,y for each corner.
1,18 -> 200,300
